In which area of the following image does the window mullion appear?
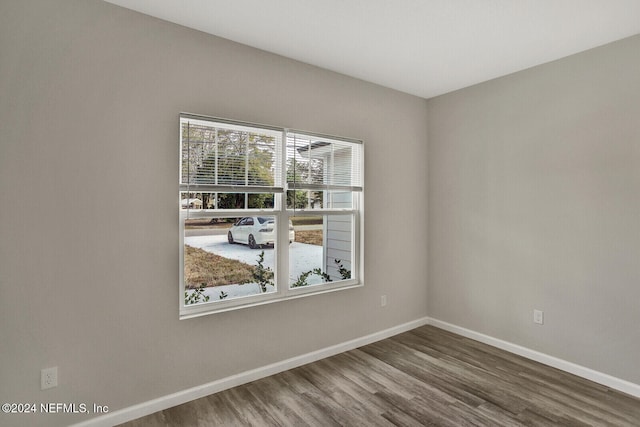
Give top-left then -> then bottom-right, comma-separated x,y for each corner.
214,128 -> 218,209
277,130 -> 290,298
244,132 -> 249,209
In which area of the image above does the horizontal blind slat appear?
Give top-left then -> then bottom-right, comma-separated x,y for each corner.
181,117 -> 282,190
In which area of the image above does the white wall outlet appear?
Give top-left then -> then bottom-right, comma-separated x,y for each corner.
41,367 -> 58,390
381,295 -> 387,307
533,309 -> 544,325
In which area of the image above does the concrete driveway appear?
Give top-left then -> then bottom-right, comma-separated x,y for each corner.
184,234 -> 323,284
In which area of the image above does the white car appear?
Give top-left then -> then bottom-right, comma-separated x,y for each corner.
227,216 -> 295,249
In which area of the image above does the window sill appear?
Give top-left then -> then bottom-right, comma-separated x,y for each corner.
180,281 -> 363,320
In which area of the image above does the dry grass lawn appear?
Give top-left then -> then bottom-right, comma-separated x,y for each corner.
291,216 -> 322,226
184,218 -> 234,230
185,226 -> 322,289
295,230 -> 323,246
184,245 -> 254,288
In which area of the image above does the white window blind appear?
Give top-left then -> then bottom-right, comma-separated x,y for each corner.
180,115 -> 283,194
286,132 -> 363,192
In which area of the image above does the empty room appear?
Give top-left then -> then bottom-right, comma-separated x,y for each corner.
1,1 -> 640,426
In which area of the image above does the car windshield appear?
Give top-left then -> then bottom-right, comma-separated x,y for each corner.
257,217 -> 273,224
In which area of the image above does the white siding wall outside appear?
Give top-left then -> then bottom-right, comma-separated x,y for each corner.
325,214 -> 352,280
323,143 -> 355,279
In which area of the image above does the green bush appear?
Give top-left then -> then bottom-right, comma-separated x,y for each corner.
185,283 -> 210,305
253,251 -> 274,292
291,259 -> 350,287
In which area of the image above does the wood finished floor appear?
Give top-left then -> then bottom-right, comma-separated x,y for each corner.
119,326 -> 640,426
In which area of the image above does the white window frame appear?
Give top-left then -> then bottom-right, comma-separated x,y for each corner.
179,114 -> 364,318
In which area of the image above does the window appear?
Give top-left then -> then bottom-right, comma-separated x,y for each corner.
180,114 -> 363,317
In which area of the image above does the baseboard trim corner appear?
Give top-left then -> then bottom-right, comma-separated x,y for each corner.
427,317 -> 640,399
70,316 -> 430,427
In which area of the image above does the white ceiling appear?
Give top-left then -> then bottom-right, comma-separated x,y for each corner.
104,0 -> 640,98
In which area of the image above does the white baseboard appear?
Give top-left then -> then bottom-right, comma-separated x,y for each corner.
427,317 -> 640,399
70,317 -> 430,427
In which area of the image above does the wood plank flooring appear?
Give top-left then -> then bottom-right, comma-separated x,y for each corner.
119,326 -> 640,426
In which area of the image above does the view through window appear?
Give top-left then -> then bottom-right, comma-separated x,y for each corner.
180,114 -> 363,317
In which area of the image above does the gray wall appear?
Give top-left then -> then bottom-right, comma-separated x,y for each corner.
0,1 -> 428,425
428,35 -> 640,384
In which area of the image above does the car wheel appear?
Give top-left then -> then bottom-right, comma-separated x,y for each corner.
227,231 -> 234,244
248,234 -> 258,249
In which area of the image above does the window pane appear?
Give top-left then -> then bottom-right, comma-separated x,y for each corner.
286,190 -> 352,209
181,119 -> 281,188
181,192 -> 275,210
289,215 -> 353,288
183,217 -> 277,305
286,133 -> 362,190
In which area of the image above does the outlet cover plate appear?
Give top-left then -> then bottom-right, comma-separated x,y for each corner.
533,309 -> 544,325
41,367 -> 58,390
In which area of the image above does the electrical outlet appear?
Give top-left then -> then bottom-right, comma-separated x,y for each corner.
533,309 -> 544,325
41,367 -> 58,390
381,295 -> 387,307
